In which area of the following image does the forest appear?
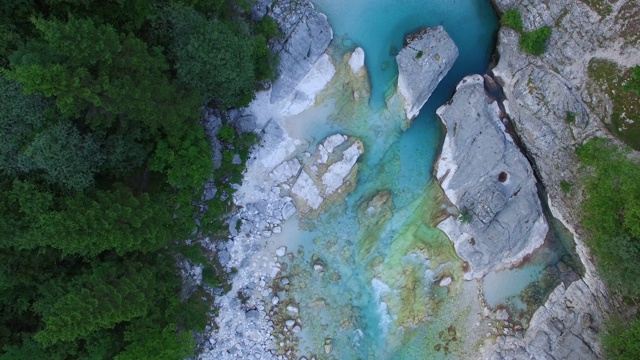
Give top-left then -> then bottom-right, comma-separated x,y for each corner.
0,0 -> 277,358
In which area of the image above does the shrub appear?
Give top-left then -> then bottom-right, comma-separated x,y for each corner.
520,26 -> 552,56
501,8 -> 523,33
459,207 -> 473,223
218,124 -> 235,143
565,111 -> 576,123
560,179 -> 572,193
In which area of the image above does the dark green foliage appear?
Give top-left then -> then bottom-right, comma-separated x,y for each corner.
116,324 -> 194,360
34,262 -> 155,345
459,207 -> 472,223
218,124 -> 236,143
10,182 -> 181,256
519,26 -> 552,56
416,51 -> 423,58
9,16 -> 198,131
0,76 -> 49,177
168,6 -> 256,107
20,121 -> 104,191
604,318 -> 640,360
501,8 -> 523,33
150,123 -> 213,193
565,111 -> 576,123
0,0 -> 276,358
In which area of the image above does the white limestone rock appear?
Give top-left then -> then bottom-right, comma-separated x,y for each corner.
348,47 -> 365,74
290,134 -> 364,214
396,26 -> 459,121
280,54 -> 336,116
435,75 -> 547,278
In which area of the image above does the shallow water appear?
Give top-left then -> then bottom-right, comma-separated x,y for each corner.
264,1 -> 500,358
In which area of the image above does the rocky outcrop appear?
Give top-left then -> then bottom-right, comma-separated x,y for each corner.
480,0 -> 640,358
262,0 -> 333,103
277,134 -> 364,214
435,75 -> 547,278
279,53 -> 336,116
396,26 -> 458,120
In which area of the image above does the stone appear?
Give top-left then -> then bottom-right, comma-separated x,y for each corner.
285,319 -> 295,328
439,277 -> 452,287
270,159 -> 302,184
396,26 -> 459,120
276,246 -> 287,257
348,47 -> 365,74
245,310 -> 260,321
232,154 -> 242,165
324,338 -> 333,354
272,296 -> 279,305
267,0 -> 333,103
286,305 -> 299,314
435,75 -> 548,277
290,135 -> 364,214
495,309 -> 510,321
281,202 -> 297,220
280,54 -> 336,116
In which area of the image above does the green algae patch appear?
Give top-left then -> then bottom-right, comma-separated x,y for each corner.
370,182 -> 467,340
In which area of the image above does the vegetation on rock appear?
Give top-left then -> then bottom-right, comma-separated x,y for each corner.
0,0 -> 276,358
587,59 -> 640,150
519,26 -> 552,56
500,8 -> 523,33
577,139 -> 640,357
500,8 -> 552,56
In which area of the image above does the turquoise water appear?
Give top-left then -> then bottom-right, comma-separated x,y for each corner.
312,0 -> 498,110
270,1 -> 500,358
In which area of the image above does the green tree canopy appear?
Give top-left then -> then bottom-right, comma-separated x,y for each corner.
9,16 -> 197,130
168,5 -> 257,107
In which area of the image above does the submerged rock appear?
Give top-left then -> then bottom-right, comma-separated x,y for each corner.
435,75 -> 548,278
396,26 -> 458,120
266,0 -> 333,103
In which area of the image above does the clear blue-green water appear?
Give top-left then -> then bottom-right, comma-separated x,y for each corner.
271,1 -> 500,359
312,0 -> 498,110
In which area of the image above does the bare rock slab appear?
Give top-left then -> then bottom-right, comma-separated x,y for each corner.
267,0 -> 333,103
291,134 -> 364,214
435,75 -> 548,278
396,26 -> 458,120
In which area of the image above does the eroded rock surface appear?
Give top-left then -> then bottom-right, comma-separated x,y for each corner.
279,134 -> 365,214
435,75 -> 547,278
396,26 -> 458,120
480,1 -> 640,358
263,0 -> 333,103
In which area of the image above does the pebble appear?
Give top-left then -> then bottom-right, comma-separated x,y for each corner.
285,319 -> 296,328
276,246 -> 287,257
